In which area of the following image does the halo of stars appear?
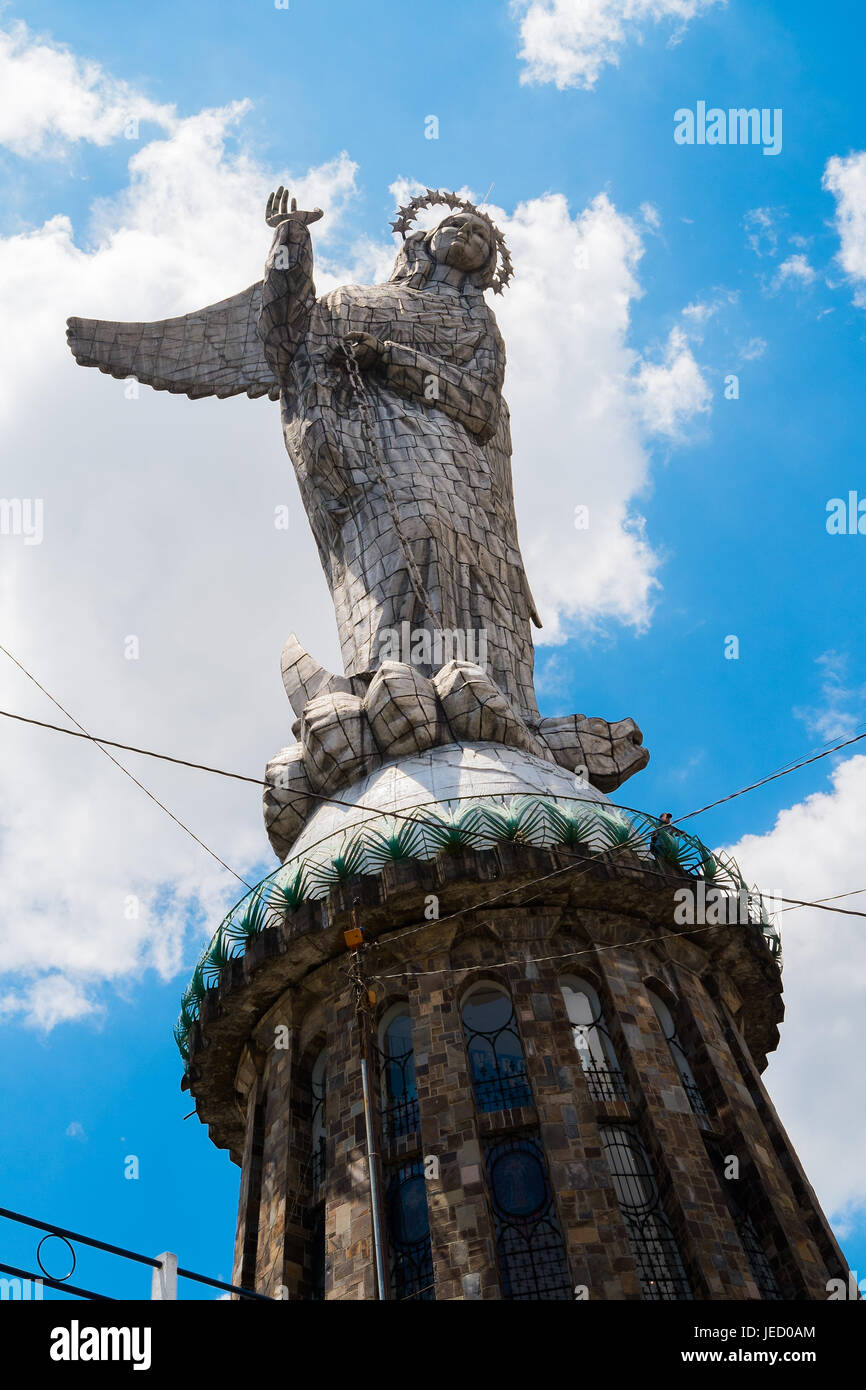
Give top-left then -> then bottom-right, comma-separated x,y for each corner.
390,189 -> 514,295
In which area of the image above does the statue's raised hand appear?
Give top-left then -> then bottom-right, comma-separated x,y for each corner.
265,186 -> 324,229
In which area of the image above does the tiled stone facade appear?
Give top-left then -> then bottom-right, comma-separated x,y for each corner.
186,843 -> 849,1301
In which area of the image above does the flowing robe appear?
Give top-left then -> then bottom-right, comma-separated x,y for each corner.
259,218 -> 541,723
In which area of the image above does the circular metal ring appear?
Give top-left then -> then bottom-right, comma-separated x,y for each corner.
36,1233 -> 77,1282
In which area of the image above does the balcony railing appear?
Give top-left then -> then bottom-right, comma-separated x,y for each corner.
0,1205 -> 271,1301
176,794 -> 781,1066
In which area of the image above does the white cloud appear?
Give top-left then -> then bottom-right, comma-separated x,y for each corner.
726,755 -> 866,1227
634,324 -> 712,437
0,21 -> 174,156
513,0 -> 725,90
794,651 -> 866,742
739,336 -> 767,362
0,30 -> 712,1028
775,253 -> 817,288
493,191 -> 711,637
744,205 -> 780,258
823,150 -> 866,308
681,288 -> 738,328
682,299 -> 715,323
0,975 -> 99,1029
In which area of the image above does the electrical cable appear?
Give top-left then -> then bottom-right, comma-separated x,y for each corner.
3,675 -> 866,920
0,646 -> 253,889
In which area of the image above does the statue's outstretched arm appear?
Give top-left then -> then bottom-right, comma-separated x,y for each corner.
258,187 -> 322,381
378,337 -> 503,444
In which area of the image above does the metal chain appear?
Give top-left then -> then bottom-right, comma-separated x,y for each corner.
340,338 -> 442,632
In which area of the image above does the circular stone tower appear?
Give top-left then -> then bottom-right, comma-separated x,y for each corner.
180,741 -> 850,1302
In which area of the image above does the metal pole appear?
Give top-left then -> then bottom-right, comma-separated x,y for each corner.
345,901 -> 389,1301
360,1050 -> 388,1301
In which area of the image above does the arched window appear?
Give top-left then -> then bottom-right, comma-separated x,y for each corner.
310,1047 -> 328,1189
646,988 -> 709,1125
705,1140 -> 782,1300
460,984 -> 532,1113
484,1135 -> 572,1300
599,1125 -> 692,1301
385,1159 -> 434,1301
307,1046 -> 328,1300
379,1004 -> 419,1140
560,974 -> 629,1103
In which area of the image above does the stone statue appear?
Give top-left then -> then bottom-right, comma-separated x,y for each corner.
67,186 -> 648,859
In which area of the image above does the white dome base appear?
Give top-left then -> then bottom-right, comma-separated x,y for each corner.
289,740 -> 612,862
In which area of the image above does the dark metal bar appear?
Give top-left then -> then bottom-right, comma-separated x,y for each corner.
1,1206 -> 270,1300
0,1205 -> 160,1267
0,1260 -> 115,1301
175,1267 -> 273,1301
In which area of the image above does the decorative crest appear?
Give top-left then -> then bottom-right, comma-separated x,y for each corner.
389,188 -> 513,294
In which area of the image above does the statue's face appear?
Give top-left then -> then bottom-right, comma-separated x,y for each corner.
429,213 -> 492,273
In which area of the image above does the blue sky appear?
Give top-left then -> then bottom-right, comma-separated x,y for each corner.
1,0 -> 865,1295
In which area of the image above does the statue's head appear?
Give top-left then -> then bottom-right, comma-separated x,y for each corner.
429,213 -> 495,276
388,191 -> 513,296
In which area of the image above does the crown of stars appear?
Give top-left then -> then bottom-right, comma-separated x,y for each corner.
390,189 -> 514,294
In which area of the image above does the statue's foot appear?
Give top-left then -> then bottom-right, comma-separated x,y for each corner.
263,641 -> 650,860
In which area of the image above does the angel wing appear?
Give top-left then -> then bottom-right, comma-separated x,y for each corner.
66,281 -> 280,401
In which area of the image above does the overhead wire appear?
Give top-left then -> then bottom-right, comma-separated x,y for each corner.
3,702 -> 865,836
676,729 -> 866,822
0,645 -> 253,889
778,887 -> 866,913
370,915 -> 785,984
2,666 -> 866,926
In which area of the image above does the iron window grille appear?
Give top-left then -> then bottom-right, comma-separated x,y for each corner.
562,978 -> 632,1106
379,1045 -> 420,1142
678,1071 -> 711,1125
379,1008 -> 421,1142
309,1202 -> 326,1301
462,987 -> 533,1113
385,1160 -> 434,1301
648,990 -> 711,1127
735,1211 -> 783,1300
599,1125 -> 692,1301
705,1142 -> 782,1300
310,1062 -> 327,1188
310,1136 -> 326,1191
579,1058 -> 632,1105
484,1135 -> 573,1300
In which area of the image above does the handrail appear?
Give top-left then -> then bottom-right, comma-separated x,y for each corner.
0,1204 -> 160,1267
0,1206 -> 271,1301
0,1259 -> 115,1301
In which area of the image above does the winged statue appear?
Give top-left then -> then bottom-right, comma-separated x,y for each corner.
67,185 -> 648,857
